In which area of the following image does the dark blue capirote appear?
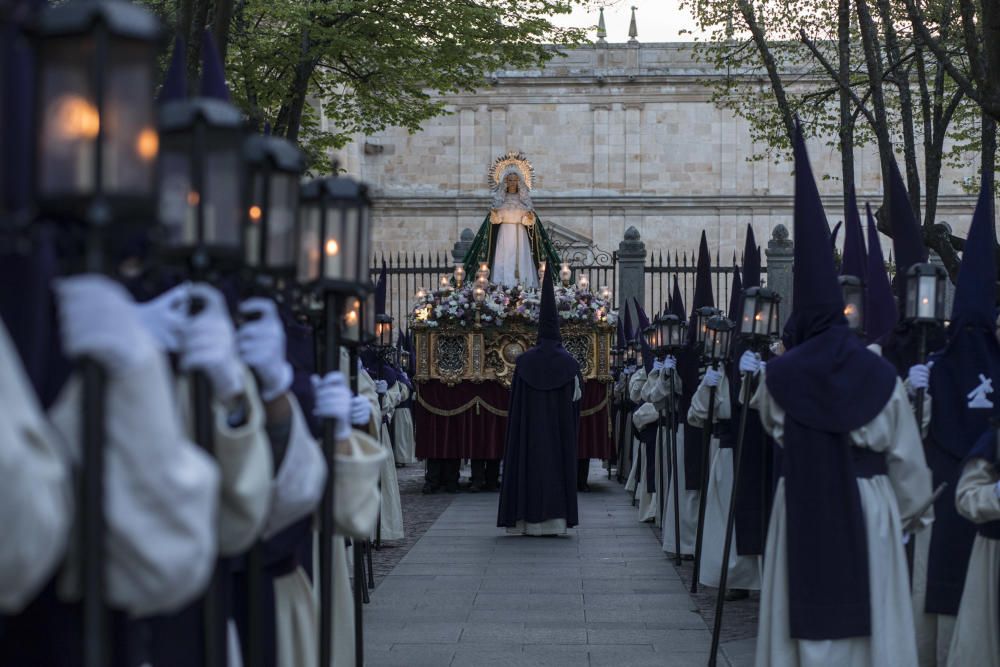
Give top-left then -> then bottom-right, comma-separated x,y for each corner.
764,125 -> 898,640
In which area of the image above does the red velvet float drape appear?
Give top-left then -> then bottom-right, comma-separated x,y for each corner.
413,380 -> 611,460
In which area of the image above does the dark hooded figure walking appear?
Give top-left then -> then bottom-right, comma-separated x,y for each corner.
497,262 -> 582,535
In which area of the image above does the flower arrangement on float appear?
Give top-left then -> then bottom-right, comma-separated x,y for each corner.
409,280 -> 617,329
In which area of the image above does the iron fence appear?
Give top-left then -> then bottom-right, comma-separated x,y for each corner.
644,249 -> 766,321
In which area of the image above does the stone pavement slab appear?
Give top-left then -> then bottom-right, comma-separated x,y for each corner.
364,462 -> 733,666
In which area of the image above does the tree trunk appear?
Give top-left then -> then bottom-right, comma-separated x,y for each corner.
212,0 -> 235,64
876,0 -> 921,221
736,0 -> 796,142
838,0 -> 855,212
186,0 -> 212,92
283,29 -> 316,145
856,0 -> 895,228
983,113 -> 997,199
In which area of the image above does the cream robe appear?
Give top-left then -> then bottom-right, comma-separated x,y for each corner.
375,379 -> 405,541
0,322 -> 72,612
947,457 -> 1000,667
177,368 -> 274,556
626,369 -> 655,520
688,368 -> 760,591
640,368 -> 683,530
49,345 -> 220,616
753,370 -> 932,667
392,382 -> 416,465
642,368 -> 698,557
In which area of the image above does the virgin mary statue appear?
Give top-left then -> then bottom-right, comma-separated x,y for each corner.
463,151 -> 561,289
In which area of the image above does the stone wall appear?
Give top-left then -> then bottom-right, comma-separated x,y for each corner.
326,42 -> 981,260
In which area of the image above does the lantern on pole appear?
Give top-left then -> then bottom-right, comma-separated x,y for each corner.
242,133 -> 304,280
903,263 -> 948,324
704,315 -> 734,363
375,314 -> 393,349
838,275 -> 866,335
693,306 -> 721,355
738,287 -> 781,342
651,313 -> 686,355
35,0 -> 161,227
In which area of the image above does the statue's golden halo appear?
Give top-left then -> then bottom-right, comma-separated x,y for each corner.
488,151 -> 534,191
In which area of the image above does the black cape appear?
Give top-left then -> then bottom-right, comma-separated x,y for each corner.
497,349 -> 581,529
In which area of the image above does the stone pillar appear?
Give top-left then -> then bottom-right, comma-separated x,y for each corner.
618,226 -> 647,318
452,228 -> 475,264
766,223 -> 794,328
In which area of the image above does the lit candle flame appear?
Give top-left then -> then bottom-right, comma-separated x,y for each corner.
52,95 -> 100,139
325,238 -> 339,255
136,128 -> 158,160
249,205 -> 262,221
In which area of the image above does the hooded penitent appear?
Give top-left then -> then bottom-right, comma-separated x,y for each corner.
633,299 -> 660,494
864,204 -> 897,344
881,159 -> 947,376
680,232 -> 714,490
764,124 -> 898,640
731,224 -> 773,556
720,264 -> 743,457
497,263 -> 581,529
923,184 -> 1000,615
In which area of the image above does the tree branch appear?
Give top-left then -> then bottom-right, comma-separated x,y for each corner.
799,30 -> 878,129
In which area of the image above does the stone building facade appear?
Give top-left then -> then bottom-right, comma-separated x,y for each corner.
328,42 -> 980,261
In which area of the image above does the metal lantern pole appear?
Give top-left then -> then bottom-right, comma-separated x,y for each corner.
708,288 -> 780,667
690,307 -> 722,594
33,3 -> 160,665
903,263 -> 947,442
660,315 -> 685,567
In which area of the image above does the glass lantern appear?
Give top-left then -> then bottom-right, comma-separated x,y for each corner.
34,0 -> 161,222
599,285 -> 612,301
705,315 -> 735,362
839,275 -> 866,334
477,262 -> 490,280
340,295 -> 362,345
626,339 -> 638,366
453,265 -> 465,288
641,324 -> 658,352
297,175 -> 372,296
610,347 -> 624,373
243,133 -> 304,277
473,286 -> 486,304
438,275 -> 451,293
559,262 -> 572,286
694,306 -> 721,350
537,260 -> 547,283
739,287 -> 781,340
654,313 -> 686,353
375,314 -> 393,348
576,273 -> 590,293
903,263 -> 947,324
158,97 -> 245,271
414,286 -> 428,302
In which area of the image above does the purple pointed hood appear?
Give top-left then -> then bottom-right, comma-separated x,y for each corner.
841,188 -> 867,280
864,204 -> 897,344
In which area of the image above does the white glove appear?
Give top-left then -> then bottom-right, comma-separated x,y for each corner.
662,356 -> 677,372
375,379 -> 388,394
236,298 -> 293,402
652,359 -> 664,372
350,395 -> 372,426
178,284 -> 244,402
739,350 -> 762,375
134,282 -> 191,352
311,372 -> 352,440
54,274 -> 156,375
704,368 -> 723,388
908,364 -> 931,392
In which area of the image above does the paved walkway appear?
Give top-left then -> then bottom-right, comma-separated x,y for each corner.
365,466 -> 745,666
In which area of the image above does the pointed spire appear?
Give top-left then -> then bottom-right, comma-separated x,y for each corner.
864,204 -> 897,343
158,37 -> 187,103
537,261 -> 561,342
742,224 -> 761,287
596,7 -> 607,43
790,122 -> 844,336
199,30 -> 229,101
628,5 -> 638,42
950,183 -> 997,330
841,188 -> 867,280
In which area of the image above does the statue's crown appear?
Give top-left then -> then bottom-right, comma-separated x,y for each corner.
489,151 -> 534,191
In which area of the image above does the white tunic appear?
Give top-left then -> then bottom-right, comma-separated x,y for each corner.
627,370 -> 657,519
49,338 -> 221,616
0,322 -> 72,612
392,383 -> 416,465
372,372 -> 405,542
753,370 -> 933,667
947,457 -> 1000,667
688,368 -> 761,590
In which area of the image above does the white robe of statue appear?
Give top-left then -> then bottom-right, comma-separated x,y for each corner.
688,366 -> 761,591
946,456 -> 1000,667
490,193 -> 539,290
752,369 -> 933,667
